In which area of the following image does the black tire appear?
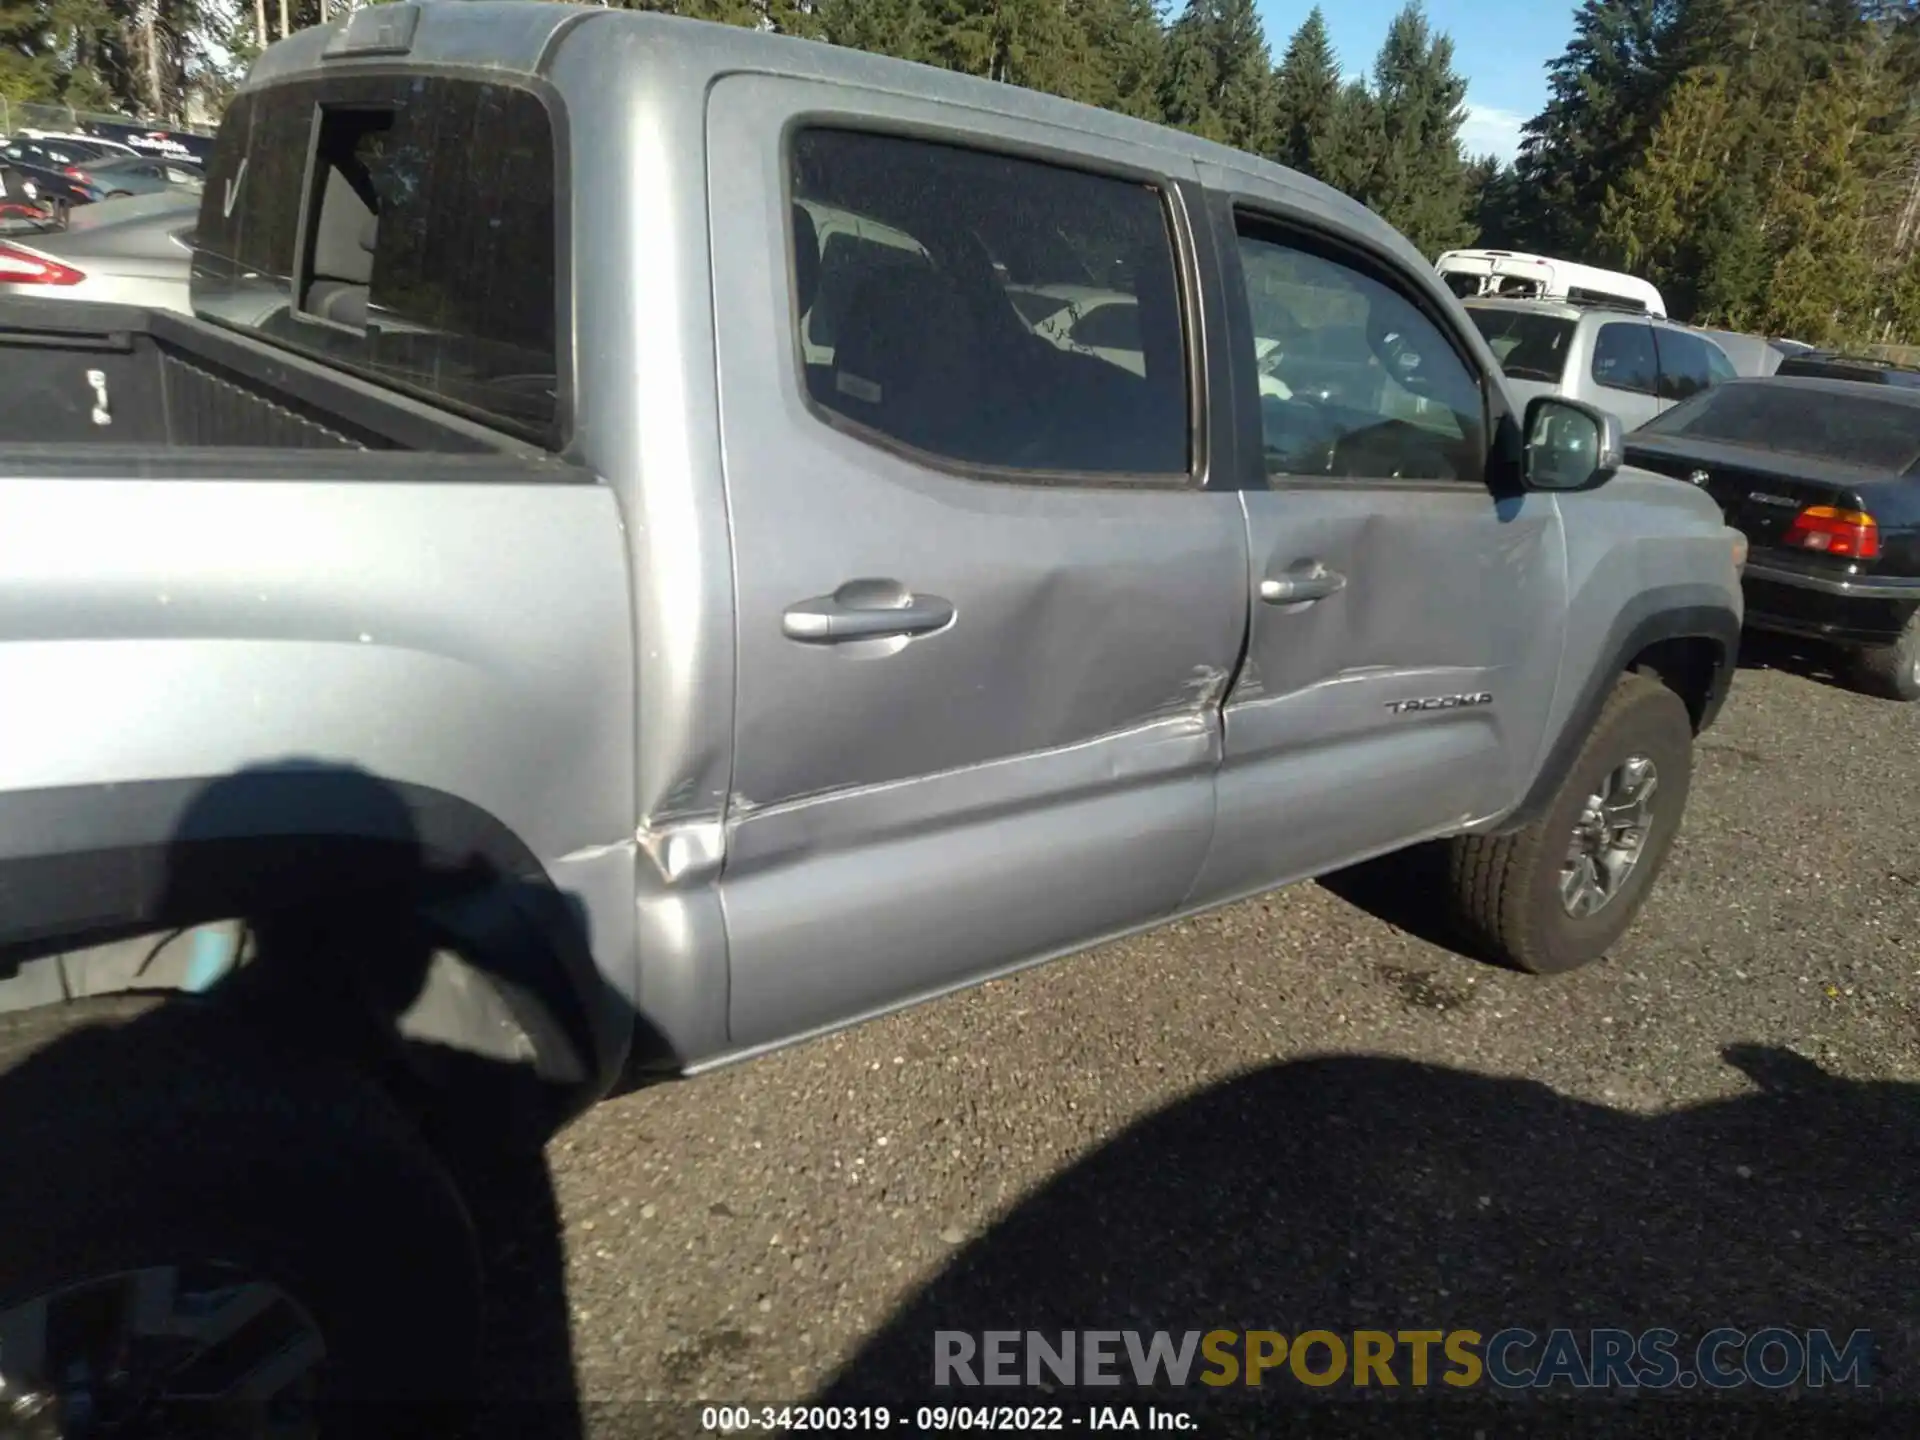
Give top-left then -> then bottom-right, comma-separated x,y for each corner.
1846,610 -> 1920,702
1446,672 -> 1694,975
0,995 -> 482,1438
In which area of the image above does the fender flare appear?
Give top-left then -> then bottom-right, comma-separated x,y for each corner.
1496,587 -> 1741,836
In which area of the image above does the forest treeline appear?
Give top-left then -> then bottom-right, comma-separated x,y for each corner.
10,0 -> 1920,345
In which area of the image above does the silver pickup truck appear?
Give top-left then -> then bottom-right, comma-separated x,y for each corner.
0,3 -> 1743,1429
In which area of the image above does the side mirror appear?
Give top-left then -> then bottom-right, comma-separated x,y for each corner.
1523,395 -> 1624,491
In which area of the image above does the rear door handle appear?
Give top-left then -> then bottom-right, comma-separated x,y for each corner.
782,586 -> 956,643
1260,568 -> 1346,605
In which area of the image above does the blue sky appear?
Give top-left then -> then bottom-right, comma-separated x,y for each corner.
1255,0 -> 1574,163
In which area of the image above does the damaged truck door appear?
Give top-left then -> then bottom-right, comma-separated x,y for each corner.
706,86 -> 1250,1049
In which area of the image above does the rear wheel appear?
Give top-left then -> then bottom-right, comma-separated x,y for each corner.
1446,672 -> 1694,975
1846,610 -> 1920,702
0,996 -> 483,1438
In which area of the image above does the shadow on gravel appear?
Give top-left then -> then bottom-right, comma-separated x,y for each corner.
1314,843 -> 1475,960
0,760 -> 588,1440
815,1046 -> 1918,1437
1735,629 -> 1855,691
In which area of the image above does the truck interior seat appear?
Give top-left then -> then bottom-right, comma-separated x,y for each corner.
303,175 -> 376,331
829,265 -> 987,461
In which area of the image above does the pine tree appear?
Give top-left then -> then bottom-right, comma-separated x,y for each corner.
1595,65 -> 1736,312
816,0 -> 935,64
1360,3 -> 1475,256
1311,78 -> 1382,200
1070,0 -> 1168,122
1158,0 -> 1275,153
1469,156 -> 1524,248
1271,7 -> 1340,174
1512,0 -> 1674,256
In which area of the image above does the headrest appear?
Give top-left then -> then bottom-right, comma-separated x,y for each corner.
792,203 -> 819,317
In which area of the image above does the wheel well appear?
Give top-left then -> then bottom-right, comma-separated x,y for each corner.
1629,636 -> 1723,732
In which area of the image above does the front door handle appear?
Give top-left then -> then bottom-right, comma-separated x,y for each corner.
782,583 -> 956,643
1260,568 -> 1346,605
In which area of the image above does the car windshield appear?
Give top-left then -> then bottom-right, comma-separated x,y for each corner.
1638,383 -> 1920,472
1466,308 -> 1574,383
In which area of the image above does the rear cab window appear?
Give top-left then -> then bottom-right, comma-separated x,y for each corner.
191,74 -> 561,447
1652,327 -> 1715,403
788,128 -> 1190,481
1465,306 -> 1574,384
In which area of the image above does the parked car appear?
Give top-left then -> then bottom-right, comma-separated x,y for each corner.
1465,296 -> 1739,430
1626,376 -> 1920,699
0,190 -> 198,311
8,130 -> 139,159
1775,350 -> 1920,389
78,121 -> 216,166
2,137 -> 133,214
0,3 -> 1743,1425
1693,326 -> 1784,378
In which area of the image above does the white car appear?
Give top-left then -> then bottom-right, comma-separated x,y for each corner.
11,129 -> 140,159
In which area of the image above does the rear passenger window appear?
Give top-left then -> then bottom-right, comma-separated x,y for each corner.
1704,339 -> 1739,385
192,77 -> 559,446
1592,322 -> 1658,395
1653,328 -> 1715,402
789,129 -> 1190,481
1234,222 -> 1487,484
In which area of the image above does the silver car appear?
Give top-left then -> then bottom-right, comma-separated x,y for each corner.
0,190 -> 195,311
1465,297 -> 1737,429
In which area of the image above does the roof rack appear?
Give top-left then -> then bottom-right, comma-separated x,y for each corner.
1814,352 -> 1918,369
1561,294 -> 1652,315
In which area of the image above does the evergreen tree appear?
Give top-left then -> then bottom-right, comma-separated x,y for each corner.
1469,156 -> 1525,248
1158,0 -> 1275,153
1359,3 -> 1475,255
816,0 -> 934,63
1311,78 -> 1383,199
1070,0 -> 1169,122
1511,0 -> 1674,256
1271,7 -> 1340,174
1595,65 -> 1736,313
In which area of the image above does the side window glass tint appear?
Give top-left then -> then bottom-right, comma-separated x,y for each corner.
1069,301 -> 1144,353
1655,329 -> 1712,402
1704,339 -> 1739,385
789,128 -> 1191,482
1234,224 -> 1487,483
1592,322 -> 1658,395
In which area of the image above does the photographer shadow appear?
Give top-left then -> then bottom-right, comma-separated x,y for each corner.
816,1045 -> 1918,1436
0,759 -> 592,1439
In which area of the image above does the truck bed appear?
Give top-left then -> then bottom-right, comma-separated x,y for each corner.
0,297 -> 554,461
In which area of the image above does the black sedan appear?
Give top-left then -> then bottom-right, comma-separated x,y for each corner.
1625,376 -> 1920,701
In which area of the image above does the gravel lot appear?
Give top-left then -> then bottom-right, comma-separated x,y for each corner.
469,640 -> 1920,1437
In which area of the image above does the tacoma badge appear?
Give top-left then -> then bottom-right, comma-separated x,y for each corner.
1385,692 -> 1494,715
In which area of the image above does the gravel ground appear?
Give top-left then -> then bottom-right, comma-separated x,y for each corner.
469,642 -> 1920,1438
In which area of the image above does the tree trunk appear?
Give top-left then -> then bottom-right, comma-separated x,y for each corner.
145,4 -> 164,120
280,0 -> 291,41
256,0 -> 268,48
